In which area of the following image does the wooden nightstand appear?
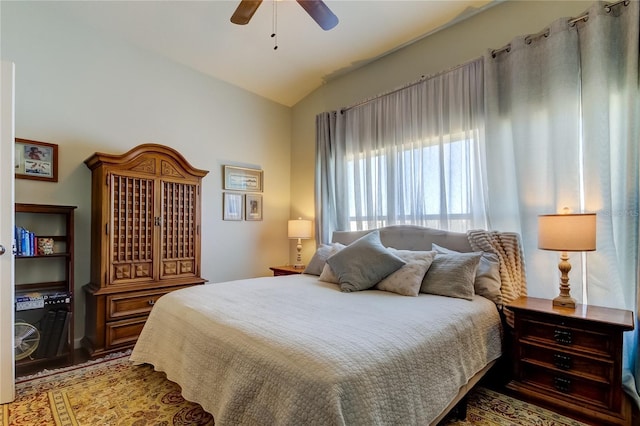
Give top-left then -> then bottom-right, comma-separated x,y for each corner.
269,265 -> 305,276
506,296 -> 634,425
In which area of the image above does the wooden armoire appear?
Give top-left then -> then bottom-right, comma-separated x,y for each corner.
82,144 -> 208,357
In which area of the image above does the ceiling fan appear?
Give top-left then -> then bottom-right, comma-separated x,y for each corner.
231,0 -> 339,31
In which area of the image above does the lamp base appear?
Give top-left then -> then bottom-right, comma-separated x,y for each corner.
293,263 -> 305,269
553,294 -> 576,309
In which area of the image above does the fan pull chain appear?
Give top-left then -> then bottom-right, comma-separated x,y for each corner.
271,0 -> 278,50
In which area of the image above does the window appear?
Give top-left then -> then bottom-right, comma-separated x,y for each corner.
346,136 -> 480,232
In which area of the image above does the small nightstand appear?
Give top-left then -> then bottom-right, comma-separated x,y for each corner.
506,296 -> 634,425
269,265 -> 305,276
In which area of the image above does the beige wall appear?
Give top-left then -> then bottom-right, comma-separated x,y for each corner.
291,0 -> 592,261
2,2 -> 292,345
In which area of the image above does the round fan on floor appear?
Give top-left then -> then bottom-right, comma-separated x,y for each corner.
231,0 -> 338,31
14,321 -> 40,361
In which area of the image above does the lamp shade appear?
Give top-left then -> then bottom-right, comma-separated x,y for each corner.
288,218 -> 313,239
538,213 -> 596,252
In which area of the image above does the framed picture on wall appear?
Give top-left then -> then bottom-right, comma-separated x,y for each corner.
14,138 -> 58,182
223,165 -> 263,192
245,194 -> 263,221
223,192 -> 243,221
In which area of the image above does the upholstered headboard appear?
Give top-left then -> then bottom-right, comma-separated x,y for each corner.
331,225 -> 473,253
330,224 -> 527,314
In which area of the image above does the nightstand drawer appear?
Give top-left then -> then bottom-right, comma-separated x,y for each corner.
520,317 -> 613,357
520,342 -> 613,381
521,363 -> 613,411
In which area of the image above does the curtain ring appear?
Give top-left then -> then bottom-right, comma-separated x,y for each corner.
524,36 -> 532,45
544,29 -> 550,38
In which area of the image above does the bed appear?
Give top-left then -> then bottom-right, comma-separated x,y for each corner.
130,225 -> 526,425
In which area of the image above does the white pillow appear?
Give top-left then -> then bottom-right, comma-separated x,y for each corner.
319,263 -> 339,283
375,249 -> 436,296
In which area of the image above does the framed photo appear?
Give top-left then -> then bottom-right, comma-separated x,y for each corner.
15,138 -> 58,182
223,192 -> 243,221
245,194 -> 263,221
223,165 -> 263,192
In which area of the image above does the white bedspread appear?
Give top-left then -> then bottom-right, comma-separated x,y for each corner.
130,275 -> 502,426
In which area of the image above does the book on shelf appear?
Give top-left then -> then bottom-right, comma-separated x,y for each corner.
14,225 -> 36,256
15,291 -> 71,311
56,311 -> 72,357
47,309 -> 70,358
35,310 -> 56,359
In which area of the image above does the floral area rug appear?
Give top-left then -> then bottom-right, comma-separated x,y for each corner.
442,387 -> 588,426
2,352 -> 587,426
2,351 -> 212,426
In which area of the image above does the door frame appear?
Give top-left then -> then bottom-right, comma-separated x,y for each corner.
0,61 -> 16,403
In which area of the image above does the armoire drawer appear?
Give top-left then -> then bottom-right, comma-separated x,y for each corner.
106,285 -> 192,321
105,316 -> 148,349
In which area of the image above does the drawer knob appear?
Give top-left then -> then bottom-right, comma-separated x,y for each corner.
554,353 -> 572,370
554,329 -> 572,345
554,376 -> 571,393
148,299 -> 156,306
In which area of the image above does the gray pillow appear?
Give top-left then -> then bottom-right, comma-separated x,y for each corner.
326,230 -> 406,292
375,249 -> 436,296
420,252 -> 481,300
304,243 -> 345,276
432,243 -> 502,304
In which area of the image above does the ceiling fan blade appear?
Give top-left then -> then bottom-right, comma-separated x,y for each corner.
296,0 -> 339,31
231,0 -> 263,25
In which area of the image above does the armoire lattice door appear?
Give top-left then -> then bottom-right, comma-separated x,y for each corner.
82,144 -> 208,357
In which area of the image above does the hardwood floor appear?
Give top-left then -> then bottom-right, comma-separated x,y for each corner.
16,348 -> 91,378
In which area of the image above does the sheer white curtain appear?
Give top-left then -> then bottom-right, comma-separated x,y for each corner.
485,0 -> 639,404
316,59 -> 488,244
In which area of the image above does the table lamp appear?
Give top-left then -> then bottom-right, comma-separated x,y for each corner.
288,218 -> 313,269
538,212 -> 596,308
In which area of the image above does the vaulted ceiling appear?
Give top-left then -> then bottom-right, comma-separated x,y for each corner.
52,1 -> 496,106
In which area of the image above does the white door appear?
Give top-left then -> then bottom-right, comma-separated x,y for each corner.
0,61 -> 16,403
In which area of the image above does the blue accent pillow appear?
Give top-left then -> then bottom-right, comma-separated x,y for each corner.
304,243 -> 345,276
326,230 -> 406,292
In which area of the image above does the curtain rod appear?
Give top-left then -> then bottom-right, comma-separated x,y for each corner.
491,0 -> 630,58
341,58 -> 480,113
341,0 -> 630,114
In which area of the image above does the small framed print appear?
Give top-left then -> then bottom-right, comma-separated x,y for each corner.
15,138 -> 58,182
245,194 -> 263,221
223,165 -> 263,192
223,192 -> 243,221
